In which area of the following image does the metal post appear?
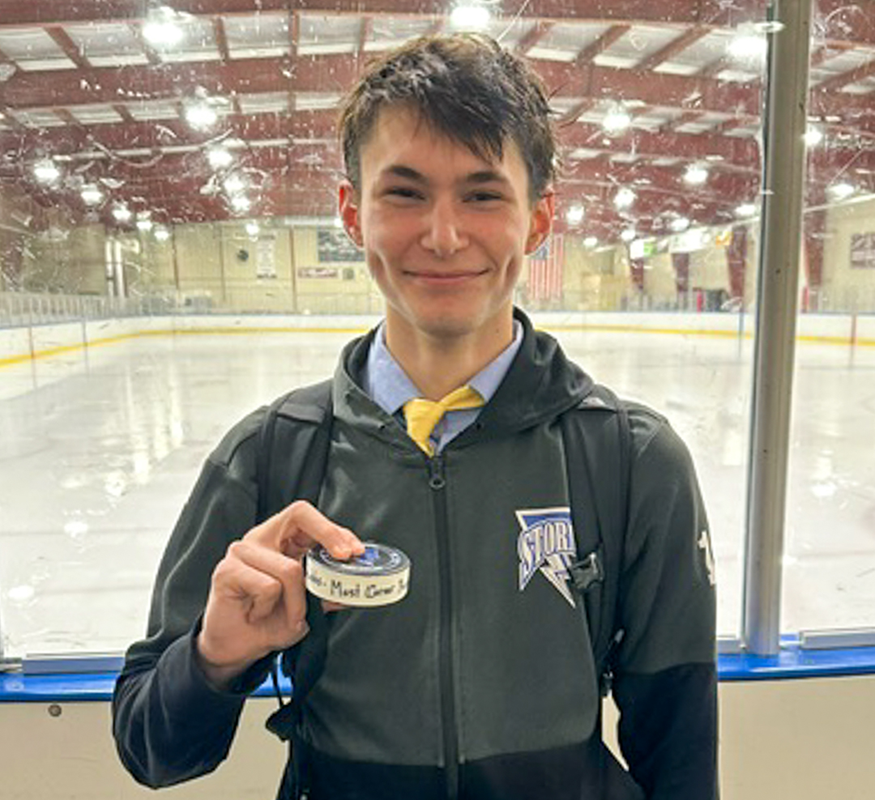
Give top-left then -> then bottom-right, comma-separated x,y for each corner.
742,0 -> 813,656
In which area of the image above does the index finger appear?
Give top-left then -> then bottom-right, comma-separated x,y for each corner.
247,500 -> 364,560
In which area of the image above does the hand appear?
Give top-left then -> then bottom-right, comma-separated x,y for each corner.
196,500 -> 363,689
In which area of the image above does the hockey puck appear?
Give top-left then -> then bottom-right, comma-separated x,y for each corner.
305,543 -> 411,607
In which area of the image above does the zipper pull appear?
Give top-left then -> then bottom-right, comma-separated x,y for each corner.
428,456 -> 446,490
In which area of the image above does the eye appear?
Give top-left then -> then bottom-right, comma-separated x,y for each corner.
385,186 -> 424,200
466,190 -> 503,203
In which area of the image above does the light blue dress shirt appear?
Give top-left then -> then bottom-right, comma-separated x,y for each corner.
362,321 -> 523,454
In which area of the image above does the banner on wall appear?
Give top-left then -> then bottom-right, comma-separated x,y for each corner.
850,233 -> 875,269
256,235 -> 277,279
298,266 -> 339,279
318,229 -> 365,263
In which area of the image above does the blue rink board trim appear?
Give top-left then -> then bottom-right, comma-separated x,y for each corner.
3,645 -> 875,702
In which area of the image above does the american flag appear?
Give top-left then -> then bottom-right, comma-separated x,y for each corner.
527,234 -> 564,304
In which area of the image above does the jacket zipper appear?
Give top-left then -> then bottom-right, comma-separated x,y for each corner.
429,454 -> 459,800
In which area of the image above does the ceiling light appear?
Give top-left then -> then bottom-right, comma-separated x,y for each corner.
112,205 -> 132,223
185,102 -> 218,130
230,195 -> 252,213
142,6 -> 186,47
735,202 -> 758,218
603,107 -> 632,135
753,20 -> 785,35
81,185 -> 104,205
827,182 -> 856,201
33,158 -> 61,185
245,221 -> 260,237
449,3 -> 492,31
207,146 -> 234,169
670,217 -> 691,233
620,228 -> 637,243
728,33 -> 767,60
614,187 -> 636,210
154,227 -> 171,242
684,164 -> 709,186
565,205 -> 585,226
584,236 -> 599,249
223,174 -> 247,195
804,126 -> 824,147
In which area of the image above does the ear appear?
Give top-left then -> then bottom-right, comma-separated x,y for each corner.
338,180 -> 363,247
524,189 -> 555,255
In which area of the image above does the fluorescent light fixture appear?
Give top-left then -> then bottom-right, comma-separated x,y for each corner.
230,195 -> 252,213
81,185 -> 104,205
185,102 -> 218,130
614,187 -> 636,210
584,236 -> 599,249
620,228 -> 637,243
670,216 -> 691,233
245,221 -> 260,237
804,126 -> 824,147
33,158 -> 61,184
827,182 -> 856,201
207,146 -> 234,169
223,174 -> 247,195
112,205 -> 132,223
684,164 -> 709,186
154,227 -> 171,242
735,202 -> 758,218
603,107 -> 632,135
565,205 -> 585,226
449,3 -> 492,30
142,6 -> 186,47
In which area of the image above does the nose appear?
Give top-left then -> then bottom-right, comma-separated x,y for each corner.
420,198 -> 469,258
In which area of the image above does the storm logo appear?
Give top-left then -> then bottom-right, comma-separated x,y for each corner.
516,507 -> 577,607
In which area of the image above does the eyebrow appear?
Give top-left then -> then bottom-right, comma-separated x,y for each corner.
381,164 -> 511,187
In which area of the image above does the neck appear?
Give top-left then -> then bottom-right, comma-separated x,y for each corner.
384,313 -> 514,400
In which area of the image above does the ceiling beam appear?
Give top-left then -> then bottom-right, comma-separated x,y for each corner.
573,24 -> 631,66
44,26 -> 90,69
514,21 -> 553,55
213,17 -> 232,62
635,25 -> 710,71
4,48 -> 872,132
0,1 -> 760,30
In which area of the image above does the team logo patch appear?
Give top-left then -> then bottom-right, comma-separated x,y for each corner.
516,507 -> 577,607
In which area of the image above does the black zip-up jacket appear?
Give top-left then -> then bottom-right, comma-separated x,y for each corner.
113,311 -> 718,799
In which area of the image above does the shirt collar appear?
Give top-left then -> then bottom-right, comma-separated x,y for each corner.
364,320 -> 523,416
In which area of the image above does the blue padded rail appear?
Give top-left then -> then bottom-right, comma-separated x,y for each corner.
2,645 -> 875,702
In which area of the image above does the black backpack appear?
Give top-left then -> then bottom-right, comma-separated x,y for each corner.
255,378 -> 633,798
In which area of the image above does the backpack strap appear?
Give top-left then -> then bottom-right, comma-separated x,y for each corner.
253,379 -> 333,800
256,379 -> 334,524
561,385 -> 632,697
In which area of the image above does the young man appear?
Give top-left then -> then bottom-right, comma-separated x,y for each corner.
113,34 -> 718,800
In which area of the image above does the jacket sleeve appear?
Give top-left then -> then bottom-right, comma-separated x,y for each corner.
611,412 -> 719,800
111,411 -> 276,788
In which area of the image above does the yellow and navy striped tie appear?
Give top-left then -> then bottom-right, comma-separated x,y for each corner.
403,385 -> 484,456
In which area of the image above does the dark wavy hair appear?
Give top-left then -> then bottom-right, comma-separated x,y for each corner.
337,33 -> 556,204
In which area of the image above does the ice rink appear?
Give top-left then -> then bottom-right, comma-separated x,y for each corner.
1,323 -> 873,659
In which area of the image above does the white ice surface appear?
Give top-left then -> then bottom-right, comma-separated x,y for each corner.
0,328 -> 873,658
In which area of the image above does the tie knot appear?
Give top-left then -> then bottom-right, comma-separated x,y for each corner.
404,385 -> 484,455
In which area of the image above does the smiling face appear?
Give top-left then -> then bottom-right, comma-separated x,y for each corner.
339,106 -> 554,354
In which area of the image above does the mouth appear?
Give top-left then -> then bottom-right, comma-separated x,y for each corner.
405,269 -> 488,286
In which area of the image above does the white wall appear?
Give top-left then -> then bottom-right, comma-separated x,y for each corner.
2,675 -> 873,800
